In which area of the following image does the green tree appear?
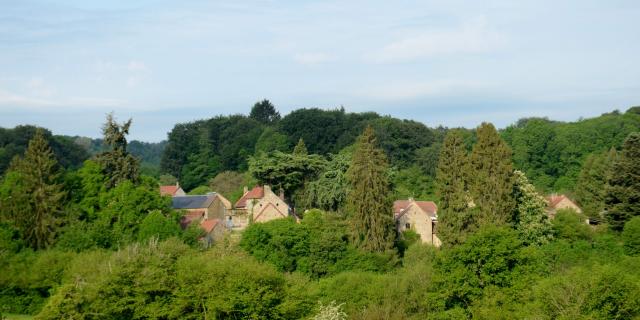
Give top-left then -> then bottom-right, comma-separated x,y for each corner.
304,153 -> 351,212
293,138 -> 308,155
249,99 -> 281,124
249,150 -> 326,199
137,210 -> 181,242
575,148 -> 617,219
0,130 -> 66,249
96,113 -> 140,188
158,174 -> 178,185
346,126 -> 395,252
622,216 -> 640,256
512,170 -> 553,245
468,123 -> 515,226
436,130 -> 472,246
605,132 -> 640,230
255,127 -> 289,154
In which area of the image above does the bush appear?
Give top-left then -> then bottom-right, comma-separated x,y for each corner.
622,216 -> 640,255
552,209 -> 592,241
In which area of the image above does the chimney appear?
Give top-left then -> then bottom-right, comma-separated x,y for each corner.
408,197 -> 414,202
243,186 -> 248,194
176,181 -> 180,188
279,188 -> 285,200
264,185 -> 271,194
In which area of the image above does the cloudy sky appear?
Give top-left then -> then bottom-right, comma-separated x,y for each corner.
1,0 -> 639,141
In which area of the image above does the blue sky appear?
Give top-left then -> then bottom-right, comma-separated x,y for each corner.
1,0 -> 639,142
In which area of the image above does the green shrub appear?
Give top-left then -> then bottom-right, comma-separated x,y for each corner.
622,216 -> 640,255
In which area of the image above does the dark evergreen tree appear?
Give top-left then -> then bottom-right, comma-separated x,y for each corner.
575,148 -> 617,219
249,99 -> 281,124
0,130 -> 65,249
293,138 -> 308,156
468,123 -> 515,226
345,126 -> 395,252
605,132 -> 640,230
435,130 -> 472,246
96,113 -> 140,188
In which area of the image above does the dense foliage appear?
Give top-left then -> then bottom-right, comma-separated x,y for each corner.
2,106 -> 639,319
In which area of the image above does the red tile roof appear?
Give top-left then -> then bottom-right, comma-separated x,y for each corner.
200,219 -> 220,233
235,186 -> 264,208
180,210 -> 204,229
160,185 -> 179,196
546,194 -> 577,209
394,199 -> 437,218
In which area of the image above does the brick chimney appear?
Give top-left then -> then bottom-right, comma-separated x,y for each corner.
279,188 -> 285,200
243,186 -> 248,194
264,185 -> 272,194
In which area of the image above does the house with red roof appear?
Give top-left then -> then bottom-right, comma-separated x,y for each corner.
159,182 -> 186,197
233,185 -> 290,229
545,194 -> 582,218
394,198 -> 441,247
173,192 -> 232,245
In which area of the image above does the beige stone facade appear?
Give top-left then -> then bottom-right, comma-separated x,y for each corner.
394,199 -> 441,247
233,185 -> 290,229
546,194 -> 582,218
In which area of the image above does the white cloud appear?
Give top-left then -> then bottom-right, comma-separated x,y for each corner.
127,60 -> 147,71
293,52 -> 333,65
368,17 -> 505,63
0,87 -> 126,110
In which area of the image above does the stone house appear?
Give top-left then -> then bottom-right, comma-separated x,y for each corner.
394,199 -> 441,247
546,194 -> 582,218
160,182 -> 186,197
232,185 -> 290,228
172,192 -> 232,243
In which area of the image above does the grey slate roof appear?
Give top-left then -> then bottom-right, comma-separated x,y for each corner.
172,193 -> 216,209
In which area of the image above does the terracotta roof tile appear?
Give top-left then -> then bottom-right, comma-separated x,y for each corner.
393,199 -> 437,218
200,219 -> 220,233
160,185 -> 179,196
235,186 -> 264,208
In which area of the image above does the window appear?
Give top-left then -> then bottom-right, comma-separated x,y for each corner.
405,223 -> 411,229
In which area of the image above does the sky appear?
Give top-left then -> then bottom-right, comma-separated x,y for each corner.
1,0 -> 639,142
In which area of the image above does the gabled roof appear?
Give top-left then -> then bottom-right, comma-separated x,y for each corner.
160,185 -> 180,196
235,186 -> 264,208
546,194 -> 579,209
172,194 -> 216,209
394,199 -> 437,219
180,210 -> 204,229
253,202 -> 288,221
200,219 -> 220,233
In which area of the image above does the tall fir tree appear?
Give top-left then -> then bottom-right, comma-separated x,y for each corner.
605,132 -> 640,231
0,130 -> 66,249
512,170 -> 553,245
346,126 -> 395,252
575,148 -> 617,219
96,113 -> 140,188
468,122 -> 515,226
293,138 -> 308,156
436,129 -> 472,246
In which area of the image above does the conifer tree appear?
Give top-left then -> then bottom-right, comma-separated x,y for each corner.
575,148 -> 617,219
346,126 -> 395,252
436,130 -> 471,246
0,130 -> 65,249
468,122 -> 515,226
293,138 -> 308,156
512,170 -> 552,245
96,113 -> 140,188
605,132 -> 640,230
